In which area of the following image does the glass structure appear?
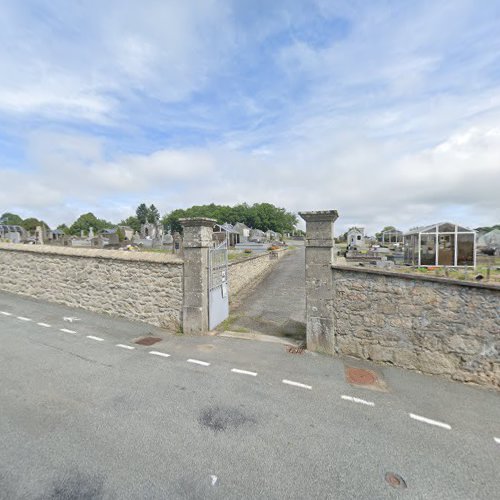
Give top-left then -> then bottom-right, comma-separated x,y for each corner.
404,223 -> 476,267
381,229 -> 403,244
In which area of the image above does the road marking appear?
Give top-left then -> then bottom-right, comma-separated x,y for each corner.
149,351 -> 171,358
231,368 -> 257,377
0,311 -> 12,316
409,413 -> 451,430
17,316 -> 31,321
116,344 -> 135,350
341,395 -> 375,406
63,316 -> 80,323
60,328 -> 77,334
494,437 -> 500,445
210,475 -> 218,486
37,322 -> 51,328
282,379 -> 312,390
86,335 -> 104,341
188,359 -> 210,366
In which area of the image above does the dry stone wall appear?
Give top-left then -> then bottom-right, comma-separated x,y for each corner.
0,243 -> 183,329
228,250 -> 285,298
332,266 -> 500,388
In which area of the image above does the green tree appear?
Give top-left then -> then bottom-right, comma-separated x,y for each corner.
136,203 -> 149,225
148,204 -> 160,224
0,212 -> 23,225
21,218 -> 48,232
116,227 -> 126,242
69,212 -> 113,235
162,203 -> 298,234
119,216 -> 141,233
162,209 -> 187,234
57,224 -> 70,235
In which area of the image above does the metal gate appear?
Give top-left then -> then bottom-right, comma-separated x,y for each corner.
208,239 -> 229,330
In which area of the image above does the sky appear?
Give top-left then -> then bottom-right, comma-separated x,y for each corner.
0,0 -> 499,235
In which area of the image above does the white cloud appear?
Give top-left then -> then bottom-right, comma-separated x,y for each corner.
0,0 -> 499,234
2,120 -> 498,233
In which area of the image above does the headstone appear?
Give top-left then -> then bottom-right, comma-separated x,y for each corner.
35,225 -> 44,245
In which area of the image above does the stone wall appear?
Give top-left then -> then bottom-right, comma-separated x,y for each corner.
228,250 -> 286,298
0,243 -> 183,329
332,265 -> 500,388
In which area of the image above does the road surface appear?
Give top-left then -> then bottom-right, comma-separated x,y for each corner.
0,291 -> 499,499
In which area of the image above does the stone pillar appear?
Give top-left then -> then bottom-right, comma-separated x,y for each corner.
299,210 -> 339,354
179,217 -> 215,335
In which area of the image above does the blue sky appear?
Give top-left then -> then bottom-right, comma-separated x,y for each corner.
0,0 -> 499,233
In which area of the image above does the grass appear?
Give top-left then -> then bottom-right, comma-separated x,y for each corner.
232,326 -> 250,333
217,314 -> 239,331
397,264 -> 500,284
139,248 -> 171,253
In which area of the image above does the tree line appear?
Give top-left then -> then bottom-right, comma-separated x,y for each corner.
1,202 -> 298,236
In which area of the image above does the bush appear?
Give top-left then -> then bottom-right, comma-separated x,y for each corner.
244,249 -> 252,254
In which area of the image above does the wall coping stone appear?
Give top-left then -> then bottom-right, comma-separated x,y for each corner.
332,264 -> 500,291
299,210 -> 339,222
0,243 -> 183,265
178,217 -> 217,227
227,248 -> 287,267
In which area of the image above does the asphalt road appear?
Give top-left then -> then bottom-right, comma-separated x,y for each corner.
0,290 -> 499,499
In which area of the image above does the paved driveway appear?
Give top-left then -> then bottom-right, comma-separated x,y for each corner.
1,291 -> 499,499
230,243 -> 306,341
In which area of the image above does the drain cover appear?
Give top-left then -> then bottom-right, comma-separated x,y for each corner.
385,472 -> 407,489
134,336 -> 162,346
346,366 -> 377,385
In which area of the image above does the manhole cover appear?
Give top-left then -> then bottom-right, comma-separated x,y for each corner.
134,336 -> 162,346
385,472 -> 407,489
345,366 -> 377,386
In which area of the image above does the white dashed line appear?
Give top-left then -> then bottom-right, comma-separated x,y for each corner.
116,344 -> 135,350
17,316 -> 31,322
86,335 -> 104,341
341,395 -> 375,406
282,379 -> 312,390
37,322 -> 51,328
149,351 -> 171,358
60,328 -> 77,334
494,437 -> 500,445
187,359 -> 210,366
231,368 -> 257,377
409,413 -> 451,430
0,311 -> 12,316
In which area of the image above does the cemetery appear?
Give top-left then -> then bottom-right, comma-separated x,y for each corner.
335,221 -> 499,284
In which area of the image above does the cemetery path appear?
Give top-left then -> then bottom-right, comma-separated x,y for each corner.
229,242 -> 306,342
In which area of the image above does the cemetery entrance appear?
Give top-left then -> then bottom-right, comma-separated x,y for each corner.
208,239 -> 229,330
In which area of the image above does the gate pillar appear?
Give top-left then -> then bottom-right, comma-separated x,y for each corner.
299,210 -> 339,354
179,217 -> 216,334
